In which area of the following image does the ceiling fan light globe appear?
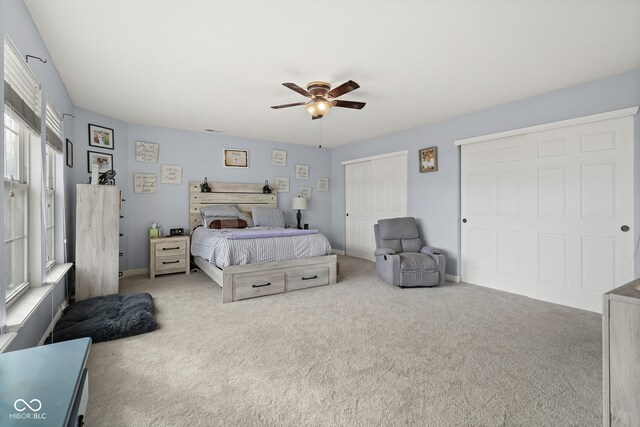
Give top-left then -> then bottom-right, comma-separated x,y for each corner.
306,99 -> 332,117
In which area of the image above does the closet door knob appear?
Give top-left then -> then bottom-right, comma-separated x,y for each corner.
621,225 -> 630,232
462,218 -> 467,223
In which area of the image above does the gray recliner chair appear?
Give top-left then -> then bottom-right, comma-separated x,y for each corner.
374,217 -> 446,287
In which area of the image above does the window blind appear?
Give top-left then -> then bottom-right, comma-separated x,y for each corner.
45,99 -> 63,153
3,36 -> 41,133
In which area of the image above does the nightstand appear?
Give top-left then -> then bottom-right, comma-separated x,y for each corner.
149,235 -> 190,279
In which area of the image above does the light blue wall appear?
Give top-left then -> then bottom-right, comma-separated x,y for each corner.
67,115 -> 332,271
331,69 -> 640,276
126,124 -> 332,270
2,0 -> 75,350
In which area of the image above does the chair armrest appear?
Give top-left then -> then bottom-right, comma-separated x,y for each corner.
420,246 -> 443,256
374,248 -> 396,256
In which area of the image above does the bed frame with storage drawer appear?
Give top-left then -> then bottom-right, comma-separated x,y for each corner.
189,181 -> 338,303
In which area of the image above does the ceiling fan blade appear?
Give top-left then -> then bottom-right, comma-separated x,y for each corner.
282,83 -> 312,98
271,102 -> 307,109
326,80 -> 360,99
333,100 -> 366,110
311,115 -> 322,120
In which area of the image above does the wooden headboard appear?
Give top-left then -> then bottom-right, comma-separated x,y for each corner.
189,181 -> 277,230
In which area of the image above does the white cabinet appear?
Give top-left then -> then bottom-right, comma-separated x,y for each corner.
75,184 -> 120,301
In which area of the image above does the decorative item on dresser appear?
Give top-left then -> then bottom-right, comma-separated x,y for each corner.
149,235 -> 190,279
75,184 -> 121,301
602,279 -> 640,426
188,181 -> 337,303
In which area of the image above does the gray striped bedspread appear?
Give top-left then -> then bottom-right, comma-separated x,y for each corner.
191,226 -> 332,268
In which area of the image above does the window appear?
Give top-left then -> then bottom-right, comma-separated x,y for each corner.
44,145 -> 55,267
4,109 -> 30,303
45,99 -> 62,268
4,36 -> 41,304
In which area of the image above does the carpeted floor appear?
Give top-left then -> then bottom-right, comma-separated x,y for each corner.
85,256 -> 602,426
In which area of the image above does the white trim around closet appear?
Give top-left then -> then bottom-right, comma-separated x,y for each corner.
341,150 -> 409,165
454,106 -> 639,146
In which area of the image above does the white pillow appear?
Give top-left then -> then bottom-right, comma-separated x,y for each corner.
237,211 -> 254,228
252,206 -> 285,227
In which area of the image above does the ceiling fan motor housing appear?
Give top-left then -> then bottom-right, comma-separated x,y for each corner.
306,81 -> 331,97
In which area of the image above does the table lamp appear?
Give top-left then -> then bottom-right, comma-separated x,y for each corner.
292,196 -> 308,229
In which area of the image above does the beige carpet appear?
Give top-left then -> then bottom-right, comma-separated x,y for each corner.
86,256 -> 601,426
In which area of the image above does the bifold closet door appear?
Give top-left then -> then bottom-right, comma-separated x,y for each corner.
461,116 -> 634,312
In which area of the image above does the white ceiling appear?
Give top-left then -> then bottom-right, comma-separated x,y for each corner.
24,0 -> 640,148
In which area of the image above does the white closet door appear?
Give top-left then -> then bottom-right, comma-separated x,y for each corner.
527,117 -> 634,311
461,116 -> 634,312
345,153 -> 407,261
460,135 -> 529,296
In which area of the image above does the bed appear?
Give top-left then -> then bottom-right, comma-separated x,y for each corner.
189,181 -> 337,303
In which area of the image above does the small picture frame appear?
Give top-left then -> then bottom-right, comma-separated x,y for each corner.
295,164 -> 309,180
272,149 -> 287,166
66,139 -> 73,168
419,146 -> 438,173
317,177 -> 329,192
87,150 -> 113,173
299,186 -> 312,204
224,148 -> 249,168
88,124 -> 114,150
275,176 -> 290,193
161,164 -> 182,184
135,141 -> 159,163
134,173 -> 157,193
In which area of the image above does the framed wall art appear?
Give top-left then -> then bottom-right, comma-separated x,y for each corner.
317,177 -> 329,192
134,173 -> 157,193
87,150 -> 113,173
295,164 -> 309,180
275,176 -> 290,193
272,149 -> 287,166
161,164 -> 182,184
136,141 -> 159,163
88,124 -> 114,150
419,146 -> 438,173
66,138 -> 73,168
224,149 -> 249,168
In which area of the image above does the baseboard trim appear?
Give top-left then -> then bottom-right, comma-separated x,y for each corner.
122,268 -> 149,278
445,274 -> 461,283
331,249 -> 346,256
39,301 -> 67,346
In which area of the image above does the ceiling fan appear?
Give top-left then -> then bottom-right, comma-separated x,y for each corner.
271,80 -> 366,120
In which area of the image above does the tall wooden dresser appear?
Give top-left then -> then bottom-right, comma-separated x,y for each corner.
75,184 -> 120,301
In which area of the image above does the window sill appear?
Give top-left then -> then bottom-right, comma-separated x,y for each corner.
5,263 -> 72,334
0,332 -> 17,353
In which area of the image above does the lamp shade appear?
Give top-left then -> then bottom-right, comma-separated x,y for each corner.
292,196 -> 307,210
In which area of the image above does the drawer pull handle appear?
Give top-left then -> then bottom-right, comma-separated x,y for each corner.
252,282 -> 271,288
162,247 -> 180,250
302,275 -> 318,280
162,260 -> 180,264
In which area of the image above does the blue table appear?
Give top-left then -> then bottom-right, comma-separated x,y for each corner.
0,338 -> 91,427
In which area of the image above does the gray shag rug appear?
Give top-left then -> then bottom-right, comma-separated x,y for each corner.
48,293 -> 156,344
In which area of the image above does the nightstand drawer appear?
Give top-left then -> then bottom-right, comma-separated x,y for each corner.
234,272 -> 285,300
287,267 -> 329,291
156,256 -> 186,272
155,241 -> 187,257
